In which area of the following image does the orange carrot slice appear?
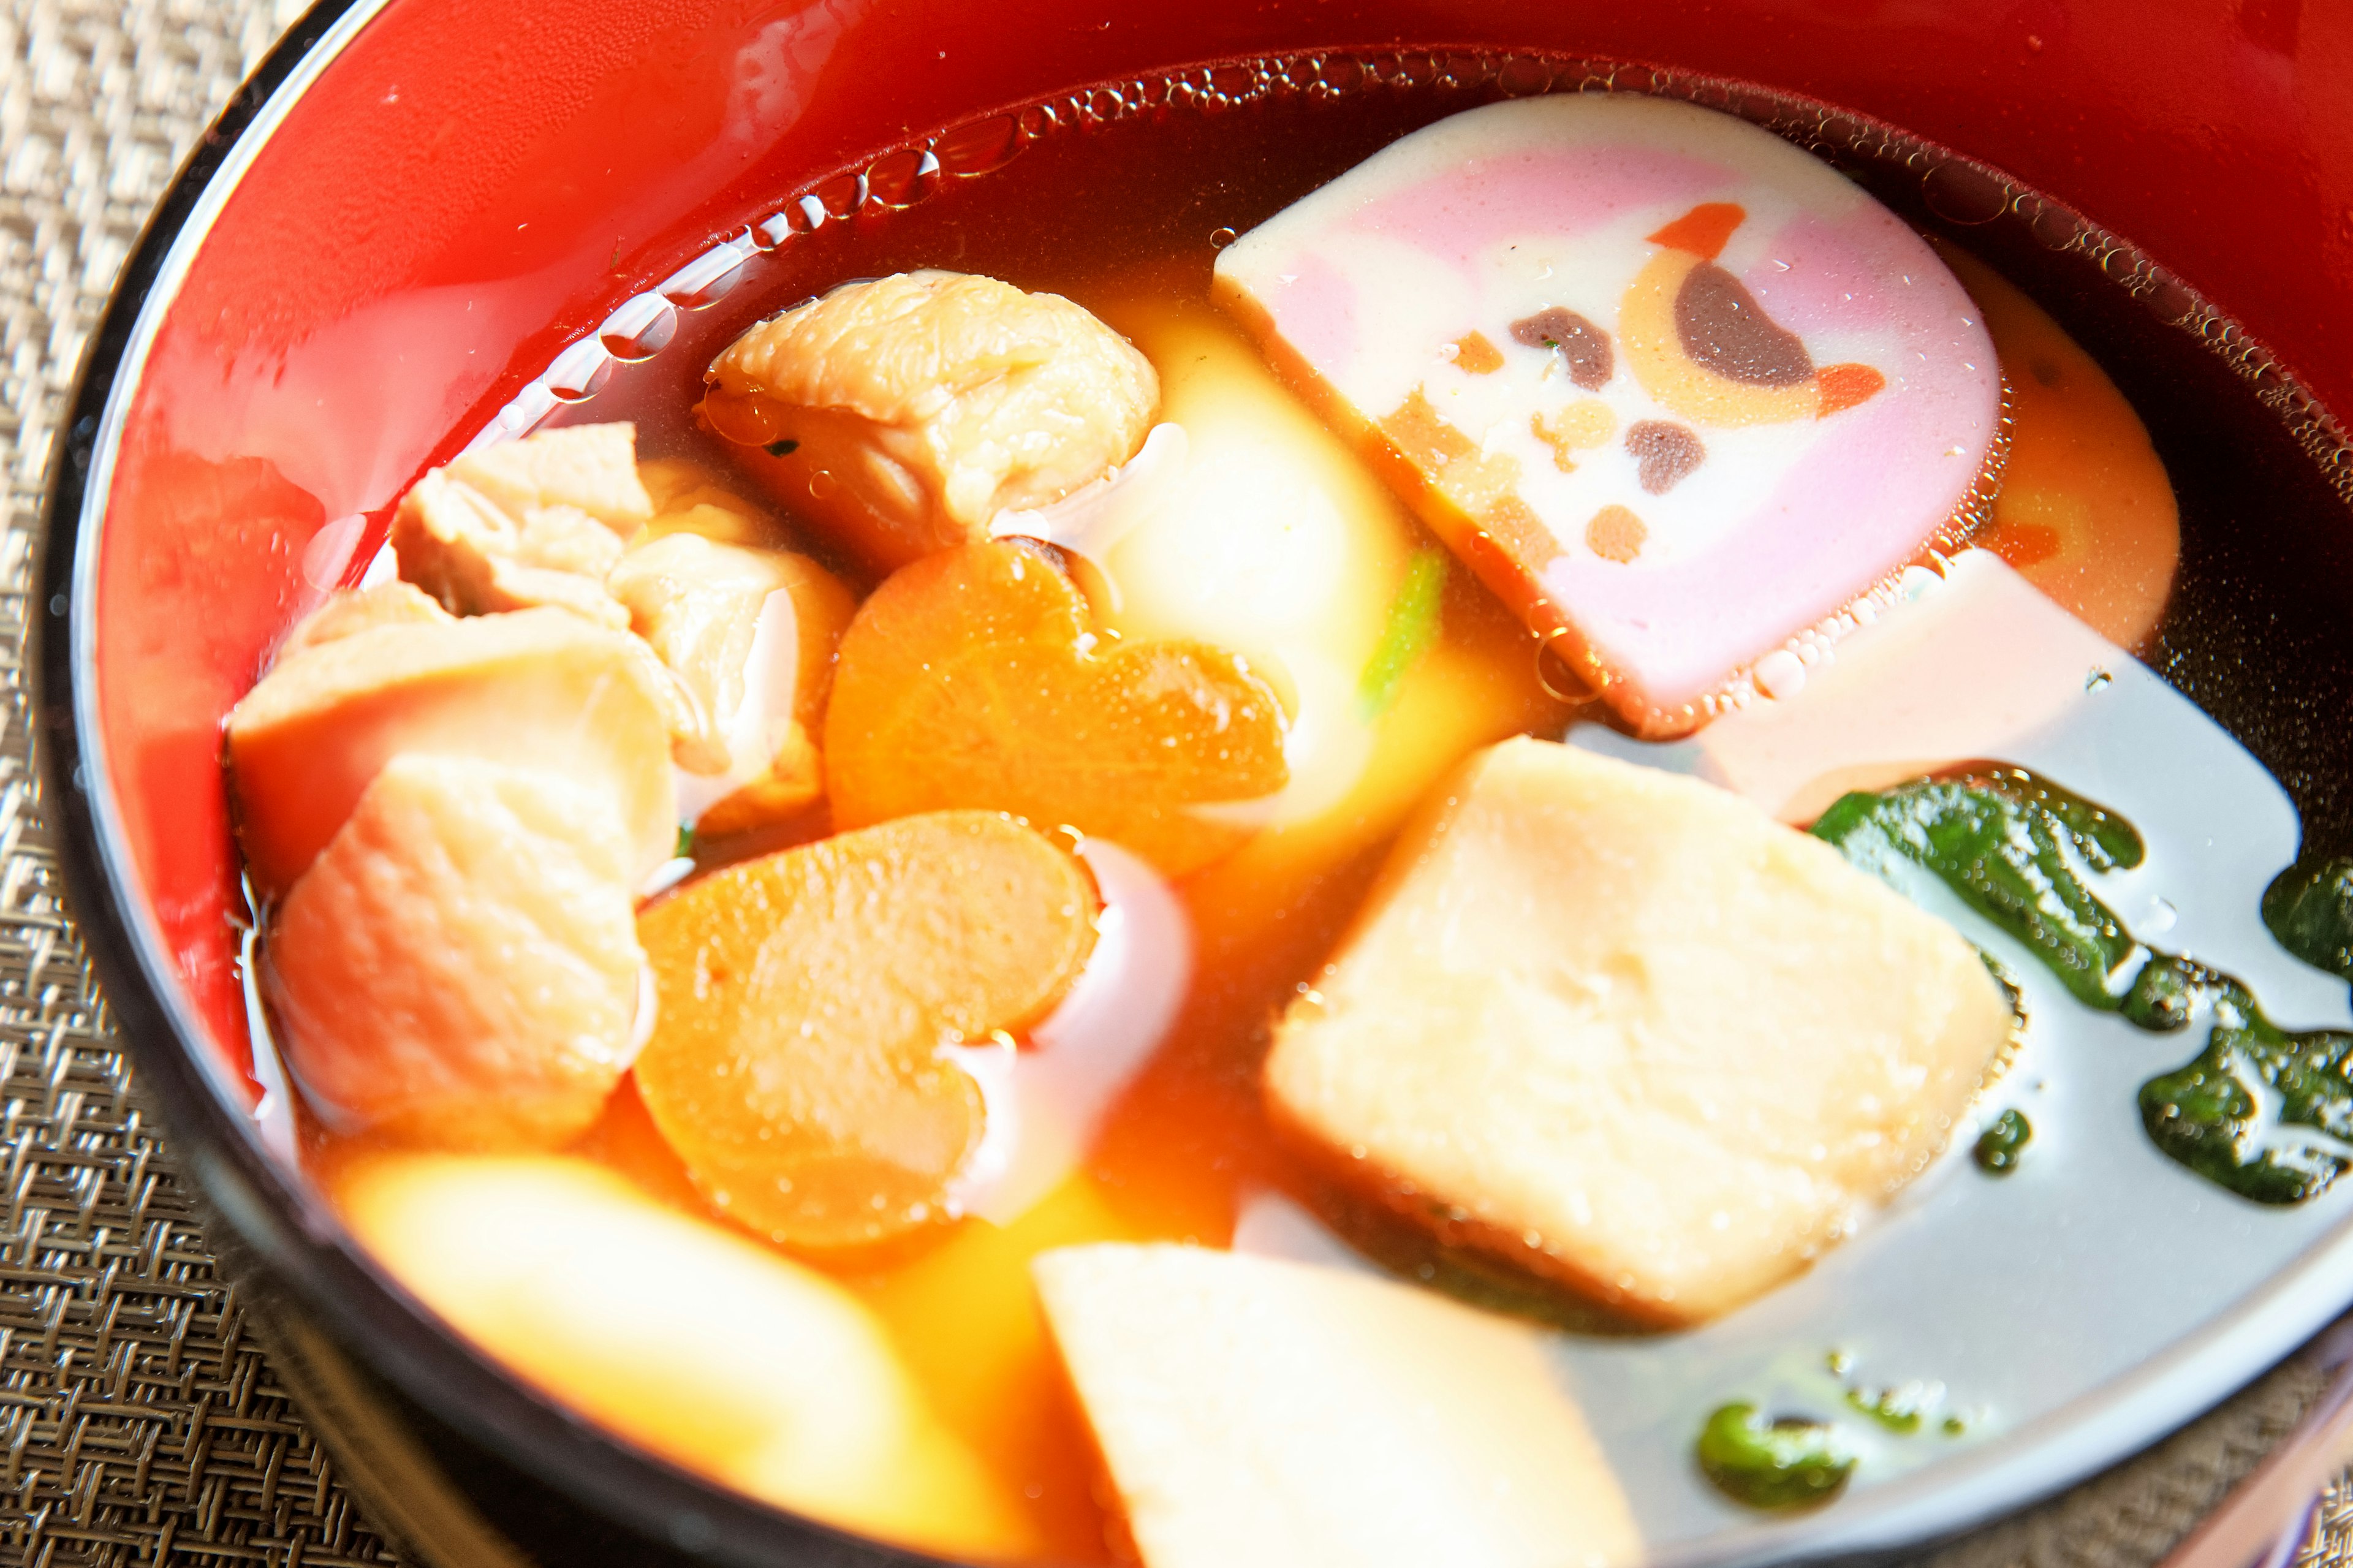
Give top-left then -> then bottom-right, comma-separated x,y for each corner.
634,810 -> 1097,1251
1937,243 -> 2180,650
823,540 -> 1290,877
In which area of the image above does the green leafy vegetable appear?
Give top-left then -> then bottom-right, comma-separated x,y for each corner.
1817,767 -> 2353,1206
1843,1383 -> 1935,1434
1972,1109 -> 2031,1175
1811,768 -> 2145,1010
1356,548 -> 1447,719
1695,1403 -> 1854,1510
2263,854 -> 2353,994
2139,982 -> 2353,1204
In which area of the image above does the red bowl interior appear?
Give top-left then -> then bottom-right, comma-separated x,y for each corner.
85,0 -> 2353,1142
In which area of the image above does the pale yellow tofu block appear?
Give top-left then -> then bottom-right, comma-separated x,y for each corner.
1033,1243 -> 1637,1568
226,607 -> 678,897
267,755 -> 642,1148
338,1153 -> 1036,1562
1264,736 -> 2009,1324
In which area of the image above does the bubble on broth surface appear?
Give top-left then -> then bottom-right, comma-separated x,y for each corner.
295,43 -> 2353,1561
598,292 -> 679,362
478,50 -> 2353,530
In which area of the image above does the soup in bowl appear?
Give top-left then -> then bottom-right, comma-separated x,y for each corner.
39,1 -> 2353,1564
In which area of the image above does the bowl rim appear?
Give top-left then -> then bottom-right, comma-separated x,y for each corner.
30,4 -> 2353,1566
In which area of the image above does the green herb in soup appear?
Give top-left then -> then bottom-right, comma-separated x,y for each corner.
2264,854 -> 2353,996
1695,1402 -> 1855,1510
1844,1382 -> 1935,1434
1973,1110 -> 2032,1175
2139,983 -> 2353,1203
1811,767 -> 2143,1012
1818,769 -> 2353,1204
1358,548 -> 1448,719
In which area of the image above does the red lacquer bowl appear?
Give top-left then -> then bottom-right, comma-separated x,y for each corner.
32,1 -> 2353,1564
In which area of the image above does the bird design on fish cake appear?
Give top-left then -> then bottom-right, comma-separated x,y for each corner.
1392,202 -> 1901,567
1620,201 -> 1887,430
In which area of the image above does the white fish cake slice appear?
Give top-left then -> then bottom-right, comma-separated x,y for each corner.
1033,1242 -> 1638,1568
1263,736 -> 2010,1324
1216,94 -> 2003,737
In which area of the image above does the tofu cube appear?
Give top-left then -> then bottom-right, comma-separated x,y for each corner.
1033,1243 -> 1637,1568
1264,736 -> 2009,1324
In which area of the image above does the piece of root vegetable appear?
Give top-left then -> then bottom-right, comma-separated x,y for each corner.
1938,243 -> 2179,651
824,539 -> 1289,877
335,1152 -> 1037,1560
633,809 -> 1098,1251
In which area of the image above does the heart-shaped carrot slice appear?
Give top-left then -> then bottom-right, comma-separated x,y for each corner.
824,540 -> 1290,876
634,811 -> 1097,1251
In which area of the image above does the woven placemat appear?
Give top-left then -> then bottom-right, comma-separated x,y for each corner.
0,2 -> 2343,1565
0,2 -> 395,1562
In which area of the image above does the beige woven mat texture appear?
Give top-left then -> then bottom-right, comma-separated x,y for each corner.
0,2 -> 395,1562
0,1 -> 2342,1565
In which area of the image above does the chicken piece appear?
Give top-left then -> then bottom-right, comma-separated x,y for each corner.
637,456 -> 789,547
392,423 -> 656,626
702,270 -> 1159,570
227,606 -> 678,898
443,421 -> 655,532
266,755 -> 642,1147
607,532 -> 854,830
336,1153 -> 1037,1560
394,469 -> 630,626
278,581 -> 450,659
1264,737 -> 2009,1325
1033,1244 -> 1639,1568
